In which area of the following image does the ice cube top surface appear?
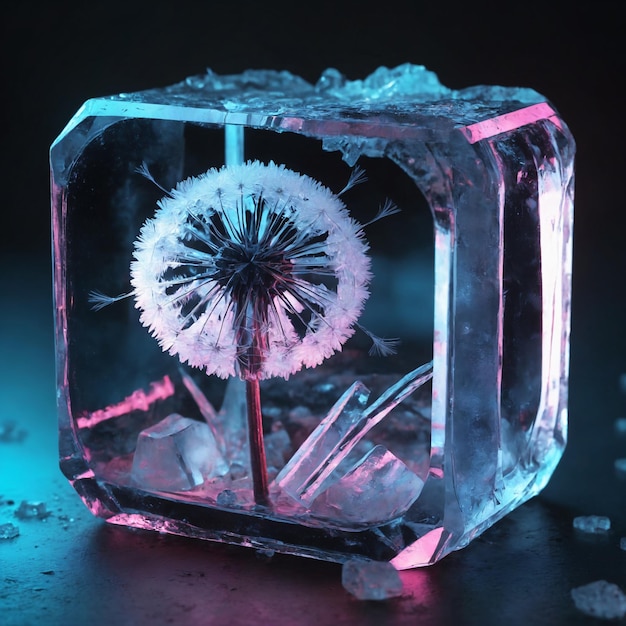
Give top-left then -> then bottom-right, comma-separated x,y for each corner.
67,64 -> 547,142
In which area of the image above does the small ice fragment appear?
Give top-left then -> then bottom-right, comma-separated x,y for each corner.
275,361 -> 432,505
311,446 -> 424,524
15,501 -> 50,520
131,414 -> 228,491
216,489 -> 238,507
255,548 -> 275,562
573,515 -> 611,534
0,420 -> 27,442
341,559 -> 403,601
571,580 -> 626,620
620,537 -> 626,551
615,417 -> 626,436
0,522 -> 19,539
179,367 -> 219,433
614,458 -> 626,479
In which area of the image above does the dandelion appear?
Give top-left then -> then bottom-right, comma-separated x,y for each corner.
93,160 -> 399,504
130,160 -> 376,381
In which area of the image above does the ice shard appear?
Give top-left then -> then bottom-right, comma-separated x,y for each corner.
310,445 -> 424,524
275,362 -> 432,505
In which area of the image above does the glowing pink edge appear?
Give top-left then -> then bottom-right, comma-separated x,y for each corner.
76,376 -> 175,429
460,102 -> 561,144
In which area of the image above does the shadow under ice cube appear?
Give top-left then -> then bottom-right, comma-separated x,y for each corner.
131,414 -> 227,491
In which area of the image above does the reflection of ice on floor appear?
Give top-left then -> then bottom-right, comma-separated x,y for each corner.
131,413 -> 228,491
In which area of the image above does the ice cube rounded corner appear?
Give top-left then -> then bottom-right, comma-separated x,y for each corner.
50,65 -> 574,568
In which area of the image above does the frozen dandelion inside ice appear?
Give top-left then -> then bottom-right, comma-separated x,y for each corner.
129,161 -> 379,380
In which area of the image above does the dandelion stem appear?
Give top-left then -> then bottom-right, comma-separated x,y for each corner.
245,376 -> 269,506
244,322 -> 270,506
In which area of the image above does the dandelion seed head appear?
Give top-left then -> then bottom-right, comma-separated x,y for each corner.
131,161 -> 372,380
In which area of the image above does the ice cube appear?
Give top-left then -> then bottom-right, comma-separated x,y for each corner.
341,559 -> 403,601
0,523 -> 19,539
131,413 -> 228,491
14,501 -> 50,520
573,515 -> 611,534
264,429 -> 292,475
571,580 -> 626,620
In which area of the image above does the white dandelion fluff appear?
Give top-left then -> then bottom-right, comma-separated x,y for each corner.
129,161 -> 374,381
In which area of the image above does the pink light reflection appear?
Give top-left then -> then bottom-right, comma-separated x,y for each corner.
390,526 -> 446,570
76,376 -> 175,429
459,102 -> 557,144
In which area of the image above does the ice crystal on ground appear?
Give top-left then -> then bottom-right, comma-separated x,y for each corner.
0,522 -> 19,539
614,458 -> 626,479
0,420 -> 27,443
341,559 -> 403,601
571,581 -> 626,620
14,501 -> 50,520
620,537 -> 626,551
573,515 -> 611,534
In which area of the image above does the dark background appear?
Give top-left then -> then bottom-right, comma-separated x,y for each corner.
1,2 -> 625,624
